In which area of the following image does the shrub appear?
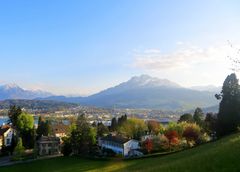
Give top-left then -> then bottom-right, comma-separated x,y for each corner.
152,134 -> 169,152
182,123 -> 201,146
12,138 -> 25,161
197,133 -> 211,144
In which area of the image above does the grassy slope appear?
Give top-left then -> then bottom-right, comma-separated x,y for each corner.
1,133 -> 240,172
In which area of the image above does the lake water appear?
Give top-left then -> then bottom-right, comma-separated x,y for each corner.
0,117 -> 9,125
0,116 -> 70,126
0,116 -> 39,126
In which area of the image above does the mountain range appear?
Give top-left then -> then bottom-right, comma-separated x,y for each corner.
0,75 -> 220,111
0,84 -> 52,100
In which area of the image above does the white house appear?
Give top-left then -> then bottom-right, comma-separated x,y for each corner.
99,135 -> 142,157
0,125 -> 14,149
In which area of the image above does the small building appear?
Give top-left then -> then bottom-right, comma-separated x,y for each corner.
0,125 -> 14,150
99,135 -> 142,157
51,124 -> 69,139
37,136 -> 61,156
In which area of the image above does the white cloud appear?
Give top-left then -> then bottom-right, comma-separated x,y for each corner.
131,42 -> 240,86
133,43 -> 238,71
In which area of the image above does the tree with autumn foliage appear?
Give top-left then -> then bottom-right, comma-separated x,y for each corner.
147,120 -> 162,135
166,122 -> 185,137
143,138 -> 153,154
164,130 -> 179,151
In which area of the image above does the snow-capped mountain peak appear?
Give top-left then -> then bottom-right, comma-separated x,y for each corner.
128,74 -> 181,88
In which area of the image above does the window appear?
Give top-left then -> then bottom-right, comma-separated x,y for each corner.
6,139 -> 10,145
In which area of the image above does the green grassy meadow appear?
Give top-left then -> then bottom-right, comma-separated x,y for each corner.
1,133 -> 240,172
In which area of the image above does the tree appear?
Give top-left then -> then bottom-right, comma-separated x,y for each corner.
16,113 -> 34,132
217,73 -> 240,136
91,121 -> 97,127
204,113 -> 217,135
97,122 -> 109,137
13,138 -> 25,160
70,115 -> 96,155
61,137 -> 72,156
193,107 -> 204,126
143,138 -> 153,154
166,122 -> 185,138
16,113 -> 35,148
151,135 -> 169,152
36,116 -> 51,138
118,114 -> 127,126
110,117 -> 117,131
164,130 -> 179,151
8,105 -> 22,127
147,120 -> 161,135
118,118 -> 147,139
9,133 -> 17,155
178,113 -> 193,123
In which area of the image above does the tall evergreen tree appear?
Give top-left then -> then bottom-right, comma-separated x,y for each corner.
110,117 -> 117,131
217,73 -> 240,136
8,105 -> 22,127
36,116 -> 50,138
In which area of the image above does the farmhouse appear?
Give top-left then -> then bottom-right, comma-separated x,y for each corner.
0,125 -> 14,150
98,135 -> 142,157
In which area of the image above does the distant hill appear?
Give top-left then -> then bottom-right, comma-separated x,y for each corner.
0,75 -> 220,111
0,99 -> 79,112
42,75 -> 218,111
0,84 -> 53,100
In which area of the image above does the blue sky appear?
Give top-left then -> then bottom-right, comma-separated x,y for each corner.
0,0 -> 240,95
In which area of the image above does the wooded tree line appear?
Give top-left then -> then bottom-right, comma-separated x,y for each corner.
179,73 -> 240,137
2,105 -> 35,156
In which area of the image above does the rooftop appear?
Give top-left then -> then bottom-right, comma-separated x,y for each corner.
51,124 -> 69,134
101,135 -> 130,144
0,125 -> 11,136
37,136 -> 60,143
